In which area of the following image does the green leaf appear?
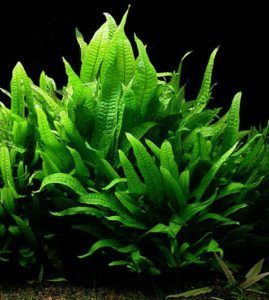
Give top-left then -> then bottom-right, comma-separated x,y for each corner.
35,105 -> 71,170
127,133 -> 164,206
116,31 -> 135,85
51,207 -> 104,218
12,214 -> 37,245
245,259 -> 264,279
143,222 -> 181,239
196,47 -> 219,103
222,92 -> 241,152
193,143 -> 237,201
75,28 -> 87,61
80,19 -> 112,82
0,146 -> 16,190
102,178 -> 127,190
160,167 -> 186,209
120,121 -> 157,154
67,146 -> 90,179
38,173 -> 87,195
132,35 -> 157,118
78,239 -> 137,259
214,253 -> 236,286
160,140 -> 179,180
10,62 -> 25,117
115,191 -> 142,217
79,193 -> 128,216
92,59 -> 121,154
119,150 -> 145,194
166,287 -> 213,299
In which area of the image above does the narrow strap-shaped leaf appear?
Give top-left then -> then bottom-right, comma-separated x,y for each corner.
116,31 -> 135,85
106,215 -> 146,229
33,85 -> 62,115
79,192 -> 129,217
127,133 -> 164,206
100,8 -> 129,79
145,139 -> 160,159
80,22 -> 110,82
179,170 -> 190,199
160,140 -> 180,180
119,150 -> 145,194
222,92 -> 241,153
59,111 -> 90,159
120,121 -> 157,154
78,239 -> 137,259
75,28 -> 87,61
35,106 -> 71,170
179,192 -> 217,222
0,146 -> 16,189
193,143 -> 237,201
67,146 -> 90,178
12,214 -> 37,245
121,83 -> 140,131
245,259 -> 265,279
115,191 -> 142,217
92,61 -> 122,155
51,207 -> 104,218
176,51 -> 192,89
38,173 -> 87,195
10,62 -> 24,117
1,186 -> 15,213
102,178 -> 127,190
132,35 -> 157,118
160,167 -> 186,209
196,47 -> 219,103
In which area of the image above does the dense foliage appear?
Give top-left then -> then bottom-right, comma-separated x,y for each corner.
0,9 -> 269,276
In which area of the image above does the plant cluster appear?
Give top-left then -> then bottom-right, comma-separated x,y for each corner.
0,9 -> 269,276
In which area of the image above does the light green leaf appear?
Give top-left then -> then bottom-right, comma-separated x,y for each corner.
38,173 -> 87,195
127,133 -> 164,206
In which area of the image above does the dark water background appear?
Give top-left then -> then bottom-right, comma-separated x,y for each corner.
0,0 -> 268,128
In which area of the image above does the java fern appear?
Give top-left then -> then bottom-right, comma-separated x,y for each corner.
0,8 -> 268,275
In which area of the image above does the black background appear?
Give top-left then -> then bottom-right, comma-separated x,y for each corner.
0,0 -> 268,128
